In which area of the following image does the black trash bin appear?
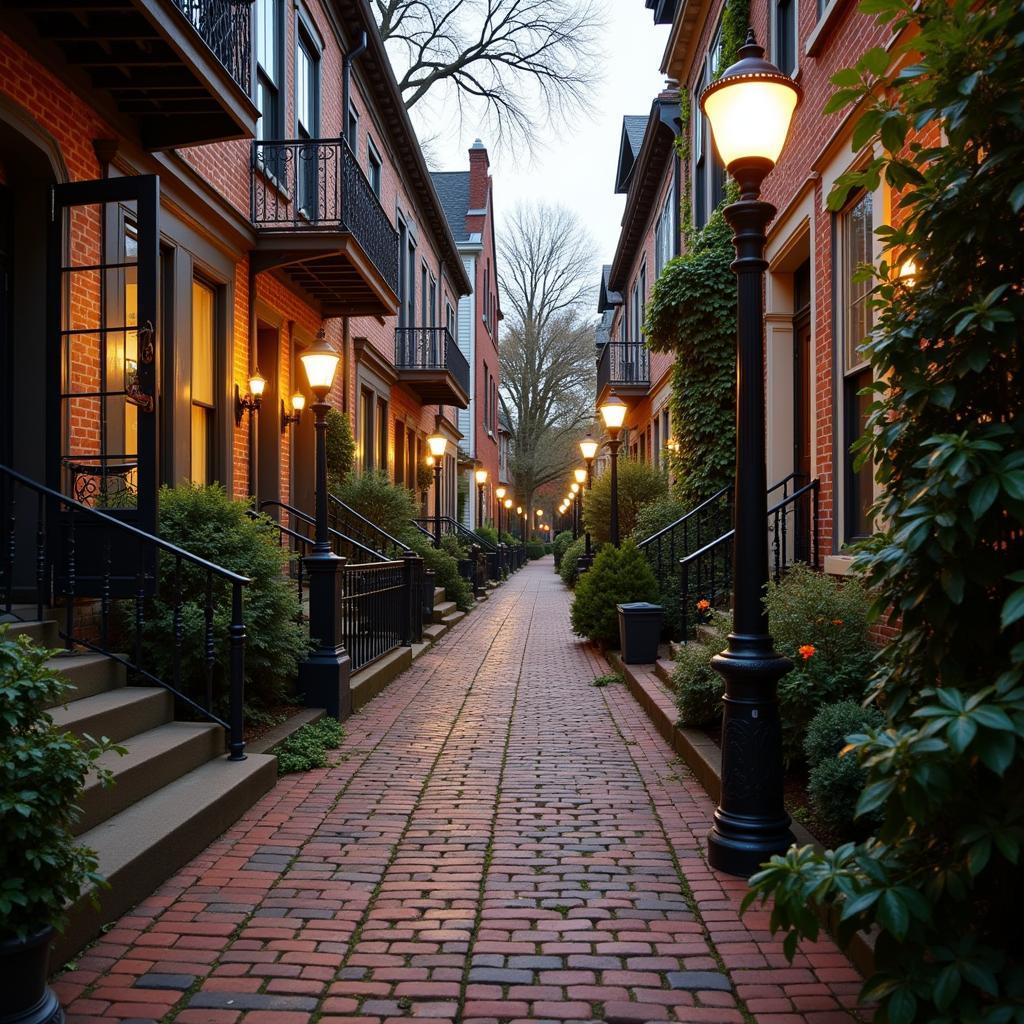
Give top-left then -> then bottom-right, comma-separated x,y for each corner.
617,602 -> 664,664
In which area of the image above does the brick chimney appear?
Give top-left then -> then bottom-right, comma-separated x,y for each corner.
468,139 -> 490,211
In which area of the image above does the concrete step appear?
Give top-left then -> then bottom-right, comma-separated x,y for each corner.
55,753 -> 277,965
76,721 -> 224,835
422,622 -> 447,643
654,658 -> 675,688
433,586 -> 446,603
432,599 -> 457,623
43,652 -> 125,707
49,686 -> 173,744
0,616 -> 59,646
441,610 -> 466,628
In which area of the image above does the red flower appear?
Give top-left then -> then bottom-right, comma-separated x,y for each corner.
696,599 -> 711,613
832,618 -> 844,626
798,644 -> 816,661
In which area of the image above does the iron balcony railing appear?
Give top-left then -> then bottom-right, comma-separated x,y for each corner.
394,326 -> 471,396
597,341 -> 651,396
175,0 -> 252,92
1,464 -> 250,760
251,137 -> 400,294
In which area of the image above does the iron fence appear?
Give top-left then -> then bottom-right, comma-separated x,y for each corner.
597,341 -> 650,396
175,0 -> 252,92
394,327 -> 471,396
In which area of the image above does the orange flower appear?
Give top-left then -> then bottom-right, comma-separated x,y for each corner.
696,599 -> 711,612
798,644 -> 816,661
832,618 -> 844,626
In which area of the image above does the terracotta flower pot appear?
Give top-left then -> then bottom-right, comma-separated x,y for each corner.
0,927 -> 64,1024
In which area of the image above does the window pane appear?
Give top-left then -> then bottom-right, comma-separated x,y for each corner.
297,45 -> 310,133
846,368 -> 873,538
191,405 -> 209,486
192,280 -> 215,407
843,192 -> 874,369
257,0 -> 277,80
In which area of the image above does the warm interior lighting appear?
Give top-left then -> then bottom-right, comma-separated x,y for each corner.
475,468 -> 488,485
248,370 -> 266,398
427,433 -> 448,459
579,432 -> 599,461
300,335 -> 341,398
599,392 -> 628,432
291,392 -> 306,412
574,468 -> 587,485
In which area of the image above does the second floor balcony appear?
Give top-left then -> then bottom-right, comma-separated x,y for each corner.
251,138 -> 400,318
394,327 -> 470,408
9,0 -> 258,148
597,341 -> 651,404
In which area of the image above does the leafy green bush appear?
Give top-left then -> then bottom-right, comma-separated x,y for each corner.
0,628 -> 122,939
559,536 -> 588,587
334,471 -> 418,539
403,531 -> 473,611
803,701 -> 885,833
325,409 -> 356,491
525,541 -> 545,559
133,485 -> 308,713
765,563 -> 875,764
552,530 -> 574,568
672,612 -> 731,726
439,532 -> 470,560
630,496 -> 688,544
584,459 -> 668,545
476,524 -> 499,548
275,716 -> 344,774
745,7 -> 1024,1020
571,540 -> 659,646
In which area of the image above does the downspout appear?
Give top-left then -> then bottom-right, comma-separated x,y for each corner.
340,31 -> 368,423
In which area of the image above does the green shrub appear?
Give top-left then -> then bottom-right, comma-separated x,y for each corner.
325,409 -> 356,490
570,540 -> 659,646
334,471 -> 418,539
591,671 -> 623,688
439,532 -> 470,560
559,536 -> 588,587
672,612 -> 731,726
132,485 -> 308,713
765,563 -> 875,764
275,716 -> 344,774
0,628 -> 122,939
584,459 -> 668,545
803,701 -> 885,834
552,530 -> 574,568
476,524 -> 499,548
403,531 -> 473,611
525,541 -> 545,559
630,496 -> 690,638
543,542 -> 553,555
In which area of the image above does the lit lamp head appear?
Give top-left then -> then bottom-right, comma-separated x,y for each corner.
249,370 -> 266,400
579,431 -> 599,462
426,454 -> 435,468
300,330 -> 341,401
699,28 -> 801,199
899,258 -> 917,286
426,433 -> 448,460
280,390 -> 306,433
516,506 -> 523,515
235,368 -> 267,425
571,482 -> 580,495
496,486 -> 506,500
535,509 -> 543,518
574,468 -> 587,485
475,468 -> 488,486
598,391 -> 628,437
504,498 -> 513,510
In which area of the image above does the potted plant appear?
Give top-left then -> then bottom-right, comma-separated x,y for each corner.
0,627 -> 120,1023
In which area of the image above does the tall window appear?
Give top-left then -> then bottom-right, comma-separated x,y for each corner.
255,0 -> 281,141
655,190 -> 674,276
693,25 -> 725,229
347,103 -> 359,148
191,280 -> 216,485
429,275 -> 437,328
360,387 -> 374,470
840,191 -> 874,541
376,397 -> 388,472
394,420 -> 405,486
421,264 -> 429,328
295,27 -> 319,217
367,137 -> 382,198
774,0 -> 797,76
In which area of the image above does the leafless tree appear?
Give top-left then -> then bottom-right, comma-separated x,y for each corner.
498,202 -> 597,514
373,0 -> 604,152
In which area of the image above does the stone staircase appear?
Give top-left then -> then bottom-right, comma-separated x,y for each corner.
1,610 -> 276,965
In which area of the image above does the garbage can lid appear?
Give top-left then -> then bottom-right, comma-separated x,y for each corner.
617,602 -> 664,612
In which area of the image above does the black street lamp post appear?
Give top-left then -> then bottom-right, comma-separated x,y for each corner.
598,392 -> 627,547
700,29 -> 801,876
427,433 -> 447,548
475,468 -> 488,531
295,332 -> 350,720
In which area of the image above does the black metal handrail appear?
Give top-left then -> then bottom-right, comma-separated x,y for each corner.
174,0 -> 252,92
678,478 -> 820,640
394,327 -> 471,397
597,341 -> 650,396
251,137 -> 400,294
328,494 -> 409,560
1,464 -> 249,760
411,515 -> 497,553
259,500 -> 387,564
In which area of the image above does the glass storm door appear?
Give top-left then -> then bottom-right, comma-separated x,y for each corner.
47,175 -> 159,595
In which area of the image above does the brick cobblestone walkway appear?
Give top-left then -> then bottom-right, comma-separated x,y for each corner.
55,560 -> 870,1024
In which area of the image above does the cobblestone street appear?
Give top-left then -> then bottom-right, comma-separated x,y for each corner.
55,560 -> 869,1024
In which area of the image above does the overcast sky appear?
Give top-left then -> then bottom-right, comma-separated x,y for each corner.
416,6 -> 671,296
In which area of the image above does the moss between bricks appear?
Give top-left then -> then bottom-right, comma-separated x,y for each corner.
274,717 -> 344,774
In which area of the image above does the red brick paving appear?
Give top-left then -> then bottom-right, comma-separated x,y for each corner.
54,560 -> 871,1023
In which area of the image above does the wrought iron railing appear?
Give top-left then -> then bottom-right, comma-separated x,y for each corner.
328,494 -> 409,560
412,515 -> 496,552
259,500 -> 387,566
251,137 -> 400,294
174,0 -> 252,92
678,477 -> 820,641
1,464 -> 249,759
597,341 -> 650,397
394,327 -> 471,397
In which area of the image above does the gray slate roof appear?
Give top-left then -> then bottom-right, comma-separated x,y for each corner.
429,170 -> 471,243
623,116 -> 649,159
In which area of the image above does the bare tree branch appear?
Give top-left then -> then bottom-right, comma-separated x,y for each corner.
374,0 -> 605,154
498,202 -> 597,511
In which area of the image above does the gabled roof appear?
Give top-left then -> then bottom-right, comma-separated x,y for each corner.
598,264 -> 623,312
615,115 -> 652,194
608,92 -> 680,293
645,0 -> 678,23
429,171 -> 472,243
